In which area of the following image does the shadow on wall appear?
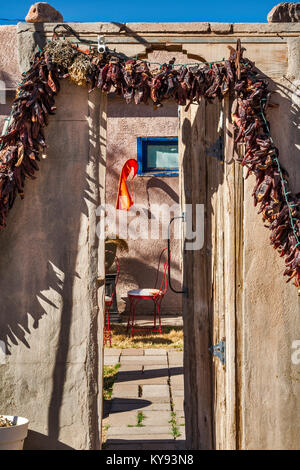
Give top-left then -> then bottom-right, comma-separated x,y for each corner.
0,84 -> 103,448
271,77 -> 300,192
181,70 -> 300,450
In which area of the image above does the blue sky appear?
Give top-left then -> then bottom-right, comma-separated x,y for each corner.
0,1 -> 284,24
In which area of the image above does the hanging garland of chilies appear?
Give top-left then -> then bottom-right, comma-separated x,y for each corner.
0,38 -> 299,293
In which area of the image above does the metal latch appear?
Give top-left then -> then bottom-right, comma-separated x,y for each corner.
209,339 -> 226,366
98,36 -> 107,54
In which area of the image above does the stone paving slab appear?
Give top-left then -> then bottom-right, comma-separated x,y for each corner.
104,356 -> 120,366
142,367 -> 169,378
115,370 -> 144,381
172,389 -> 184,397
140,395 -> 171,403
107,425 -> 172,436
120,356 -> 168,365
104,348 -> 185,450
144,349 -> 167,356
117,365 -> 143,372
143,364 -> 169,370
112,384 -> 139,399
105,348 -> 122,356
169,366 -> 184,376
109,411 -> 139,427
142,384 -> 170,398
106,435 -> 175,443
121,349 -> 144,356
137,403 -> 171,411
170,375 -> 184,387
142,411 -> 172,425
110,398 -> 152,413
172,397 -> 184,412
119,377 -> 169,386
168,352 -> 184,366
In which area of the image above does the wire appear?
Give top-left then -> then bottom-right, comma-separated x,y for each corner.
0,18 -> 25,21
259,102 -> 300,248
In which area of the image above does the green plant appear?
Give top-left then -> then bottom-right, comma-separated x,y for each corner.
127,412 -> 145,428
105,236 -> 129,272
137,412 -> 145,427
103,363 -> 120,401
169,411 -> 181,439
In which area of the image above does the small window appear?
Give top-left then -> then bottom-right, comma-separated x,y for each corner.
137,137 -> 179,176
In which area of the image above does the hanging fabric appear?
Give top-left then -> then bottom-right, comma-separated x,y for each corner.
116,159 -> 139,211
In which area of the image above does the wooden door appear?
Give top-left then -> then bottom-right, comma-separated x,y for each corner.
179,97 -> 243,450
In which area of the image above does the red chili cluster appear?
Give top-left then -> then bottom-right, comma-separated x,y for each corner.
0,39 -> 299,292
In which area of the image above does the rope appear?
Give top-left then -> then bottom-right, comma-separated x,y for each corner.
259,101 -> 300,248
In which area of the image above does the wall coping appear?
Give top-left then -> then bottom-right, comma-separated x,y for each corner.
16,21 -> 300,36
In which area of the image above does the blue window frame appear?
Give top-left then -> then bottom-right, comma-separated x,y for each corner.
137,137 -> 179,177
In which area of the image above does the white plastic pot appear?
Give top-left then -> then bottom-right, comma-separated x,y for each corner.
0,416 -> 29,450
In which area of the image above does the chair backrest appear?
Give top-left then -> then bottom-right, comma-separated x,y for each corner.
154,248 -> 169,295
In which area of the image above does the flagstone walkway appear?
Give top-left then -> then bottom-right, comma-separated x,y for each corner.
103,348 -> 186,450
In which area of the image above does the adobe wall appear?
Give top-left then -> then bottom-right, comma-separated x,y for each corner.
0,25 -> 106,449
0,21 -> 299,449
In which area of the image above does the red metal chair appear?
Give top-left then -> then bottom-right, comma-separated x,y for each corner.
104,253 -> 120,347
127,248 -> 169,337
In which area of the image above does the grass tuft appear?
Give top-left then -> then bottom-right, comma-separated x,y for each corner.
169,411 -> 181,439
105,325 -> 183,350
137,411 -> 145,427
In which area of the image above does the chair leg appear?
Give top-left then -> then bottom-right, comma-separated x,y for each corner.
105,305 -> 112,347
131,298 -> 137,338
128,297 -> 141,338
153,298 -> 157,330
127,298 -> 133,333
157,298 -> 162,334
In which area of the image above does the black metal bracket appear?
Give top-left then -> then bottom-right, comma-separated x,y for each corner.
167,215 -> 188,295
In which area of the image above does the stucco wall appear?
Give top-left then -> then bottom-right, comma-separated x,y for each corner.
0,25 -> 20,89
0,21 -> 299,450
0,26 -> 106,448
240,40 -> 300,449
106,50 -> 199,315
107,97 -> 181,314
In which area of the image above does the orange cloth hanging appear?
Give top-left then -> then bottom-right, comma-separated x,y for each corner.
116,159 -> 139,211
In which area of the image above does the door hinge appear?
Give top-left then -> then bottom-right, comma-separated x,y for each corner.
209,339 -> 226,366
